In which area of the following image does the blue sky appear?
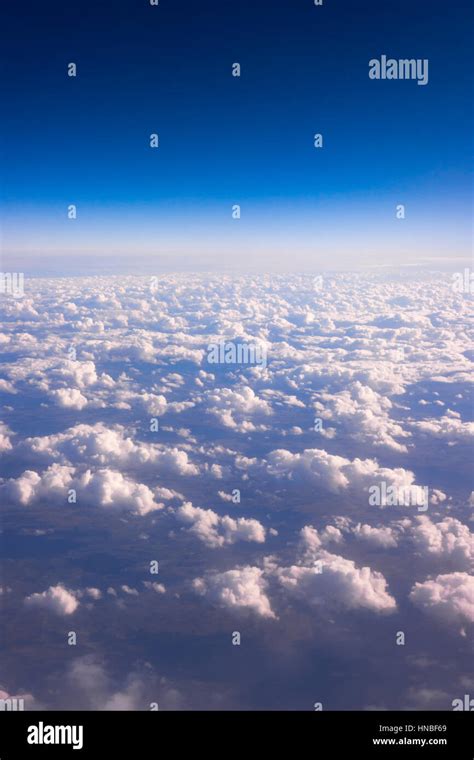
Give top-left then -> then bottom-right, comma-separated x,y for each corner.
2,0 -> 472,271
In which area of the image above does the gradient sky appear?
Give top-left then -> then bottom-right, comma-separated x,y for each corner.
1,0 -> 473,273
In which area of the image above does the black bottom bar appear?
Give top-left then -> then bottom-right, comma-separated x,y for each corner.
0,711 -> 472,757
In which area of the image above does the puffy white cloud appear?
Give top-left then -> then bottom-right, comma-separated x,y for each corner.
192,566 -> 275,618
24,584 -> 79,616
298,525 -> 322,559
121,585 -> 139,596
50,388 -> 88,410
319,525 -> 344,545
275,550 -> 397,614
410,517 -> 474,570
410,411 -> 474,443
409,572 -> 474,632
314,381 -> 410,452
0,377 -> 17,393
143,582 -> 166,594
263,447 -> 421,500
23,423 -> 199,476
55,360 -> 102,389
1,463 -> 163,515
4,358 -> 115,404
83,587 -> 102,600
218,490 -> 234,503
300,519 -> 400,551
65,656 -> 145,710
352,523 -> 399,548
64,654 -> 186,711
204,386 -> 272,432
140,393 -> 168,416
78,469 -> 162,515
175,503 -> 265,548
1,464 -> 73,506
0,422 -> 13,452
297,525 -> 344,562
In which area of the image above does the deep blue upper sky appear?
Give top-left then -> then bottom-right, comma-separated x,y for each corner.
2,0 -> 472,271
